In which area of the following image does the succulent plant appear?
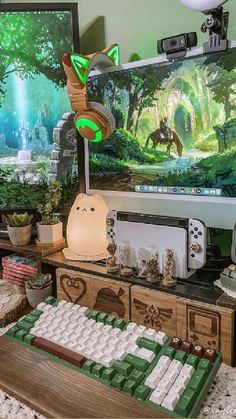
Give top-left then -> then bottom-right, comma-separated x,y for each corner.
25,273 -> 53,290
5,212 -> 33,227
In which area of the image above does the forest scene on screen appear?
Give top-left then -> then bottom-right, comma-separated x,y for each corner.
88,49 -> 236,197
0,10 -> 79,209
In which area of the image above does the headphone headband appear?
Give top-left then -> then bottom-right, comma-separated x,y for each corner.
62,44 -> 119,141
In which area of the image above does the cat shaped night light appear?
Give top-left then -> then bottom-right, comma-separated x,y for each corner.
63,193 -> 108,261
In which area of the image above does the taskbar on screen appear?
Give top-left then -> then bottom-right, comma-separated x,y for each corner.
135,185 -> 222,196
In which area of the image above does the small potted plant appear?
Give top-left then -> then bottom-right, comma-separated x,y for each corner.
5,212 -> 33,246
25,273 -> 53,308
37,181 -> 64,245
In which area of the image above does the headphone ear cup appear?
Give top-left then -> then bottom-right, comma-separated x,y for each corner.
89,101 -> 116,134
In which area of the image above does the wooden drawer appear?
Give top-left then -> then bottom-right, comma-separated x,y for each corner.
130,286 -> 177,337
56,268 -> 131,321
177,298 -> 234,365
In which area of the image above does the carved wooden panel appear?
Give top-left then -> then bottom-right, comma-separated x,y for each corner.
177,298 -> 234,366
56,268 -> 131,321
130,286 -> 177,337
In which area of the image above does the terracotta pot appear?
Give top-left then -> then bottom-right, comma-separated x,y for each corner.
7,224 -> 32,246
37,222 -> 63,244
25,283 -> 53,308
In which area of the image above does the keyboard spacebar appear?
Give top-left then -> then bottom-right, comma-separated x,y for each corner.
33,337 -> 86,368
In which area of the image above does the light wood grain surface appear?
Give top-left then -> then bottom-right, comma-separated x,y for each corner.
0,336 -> 166,418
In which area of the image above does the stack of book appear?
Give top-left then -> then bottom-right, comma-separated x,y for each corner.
2,254 -> 38,287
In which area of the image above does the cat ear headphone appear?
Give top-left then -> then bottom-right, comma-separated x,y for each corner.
62,44 -> 119,142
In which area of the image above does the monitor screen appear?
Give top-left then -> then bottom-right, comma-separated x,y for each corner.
86,44 -> 236,200
0,3 -> 80,210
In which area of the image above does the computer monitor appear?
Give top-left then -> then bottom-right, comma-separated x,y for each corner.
0,3 -> 79,211
85,41 -> 236,229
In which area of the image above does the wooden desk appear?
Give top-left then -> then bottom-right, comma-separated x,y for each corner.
0,336 -> 164,418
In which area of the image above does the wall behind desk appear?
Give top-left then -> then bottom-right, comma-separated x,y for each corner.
4,0 -> 236,62
4,0 -> 236,228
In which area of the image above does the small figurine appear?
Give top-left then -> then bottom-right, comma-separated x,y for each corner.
118,241 -> 133,277
162,249 -> 177,287
146,256 -> 160,283
106,241 -> 119,273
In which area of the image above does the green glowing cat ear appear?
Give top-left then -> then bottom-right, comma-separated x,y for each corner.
70,54 -> 91,85
105,44 -> 120,66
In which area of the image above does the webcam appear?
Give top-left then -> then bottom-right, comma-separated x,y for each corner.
157,32 -> 197,60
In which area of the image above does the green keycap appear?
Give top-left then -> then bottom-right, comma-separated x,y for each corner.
105,315 -> 116,326
134,384 -> 150,401
189,369 -> 206,392
23,333 -> 36,345
92,363 -> 105,377
123,379 -> 139,395
198,358 -> 212,373
175,350 -> 187,364
23,315 -> 37,325
138,337 -> 161,355
6,325 -> 19,338
129,369 -> 145,384
175,389 -> 196,416
87,310 -> 99,320
163,346 -> 175,359
44,296 -> 57,305
15,330 -> 28,341
30,309 -> 43,318
114,360 -> 133,377
102,367 -> 116,382
186,354 -> 199,369
111,373 -> 126,390
83,360 -> 95,373
113,318 -> 126,330
17,320 -> 33,333
124,354 -> 149,372
97,312 -> 108,324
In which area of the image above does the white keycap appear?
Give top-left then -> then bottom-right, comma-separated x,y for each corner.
102,356 -> 114,367
135,325 -> 147,336
157,355 -> 172,369
37,302 -> 47,310
87,319 -> 96,328
117,341 -> 130,351
79,306 -> 90,316
128,344 -> 139,355
149,388 -> 166,405
138,348 -> 155,362
164,368 -> 179,384
93,322 -> 104,332
99,334 -> 110,344
119,331 -> 130,341
145,373 -> 160,389
180,363 -> 195,378
103,325 -> 113,333
175,373 -> 190,387
110,328 -> 122,338
158,376 -> 172,393
162,393 -> 179,411
145,328 -> 157,340
114,350 -> 126,360
128,334 -> 140,344
108,337 -> 119,347
169,359 -> 182,373
153,331 -> 168,345
171,382 -> 185,398
126,322 -> 138,333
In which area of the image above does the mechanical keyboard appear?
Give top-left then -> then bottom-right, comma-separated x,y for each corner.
5,297 -> 222,418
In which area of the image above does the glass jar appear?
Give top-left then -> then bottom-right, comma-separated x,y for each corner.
162,249 -> 177,287
118,240 -> 133,277
145,245 -> 160,283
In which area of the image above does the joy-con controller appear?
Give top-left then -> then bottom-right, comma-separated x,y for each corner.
188,219 -> 207,269
106,210 -> 117,241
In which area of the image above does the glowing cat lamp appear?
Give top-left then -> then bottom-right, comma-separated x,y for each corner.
63,193 -> 108,261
